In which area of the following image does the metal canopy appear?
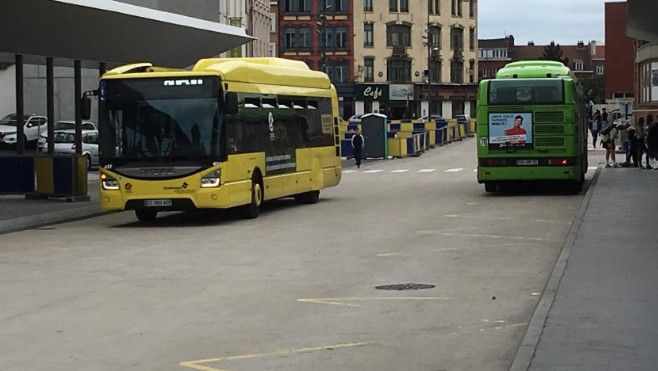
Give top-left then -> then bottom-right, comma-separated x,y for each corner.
0,0 -> 253,68
626,0 -> 658,43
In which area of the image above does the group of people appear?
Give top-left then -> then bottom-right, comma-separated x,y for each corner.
623,114 -> 658,169
589,108 -> 658,169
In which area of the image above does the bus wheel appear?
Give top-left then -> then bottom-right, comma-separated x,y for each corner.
240,179 -> 263,219
484,182 -> 497,193
135,209 -> 157,222
295,190 -> 320,204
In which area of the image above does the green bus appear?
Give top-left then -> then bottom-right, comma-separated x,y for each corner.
476,60 -> 588,193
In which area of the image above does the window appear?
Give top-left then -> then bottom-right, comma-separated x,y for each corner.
387,24 -> 411,47
429,0 -> 440,15
469,60 -> 475,83
284,28 -> 296,48
451,0 -> 462,16
482,68 -> 489,77
450,27 -> 463,50
469,0 -> 475,17
324,28 -> 334,49
298,28 -> 311,49
469,27 -> 475,50
574,61 -> 584,71
400,0 -> 409,12
333,0 -> 348,12
284,0 -> 311,12
364,23 -> 374,47
596,65 -> 604,75
336,27 -> 348,49
389,0 -> 397,12
430,59 -> 441,83
387,58 -> 411,83
364,58 -> 374,82
269,43 -> 277,57
428,26 -> 441,49
451,60 -> 463,83
364,0 -> 373,11
269,13 -> 276,32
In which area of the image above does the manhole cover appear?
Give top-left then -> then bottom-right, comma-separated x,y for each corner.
375,283 -> 435,291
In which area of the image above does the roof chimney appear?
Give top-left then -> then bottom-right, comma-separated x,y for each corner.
528,41 -> 534,46
577,40 -> 584,48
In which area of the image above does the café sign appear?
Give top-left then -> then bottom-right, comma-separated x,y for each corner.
355,84 -> 389,101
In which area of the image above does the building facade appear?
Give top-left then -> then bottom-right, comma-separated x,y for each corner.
277,0 -> 355,118
604,1 -> 635,112
277,0 -> 478,120
352,0 -> 478,120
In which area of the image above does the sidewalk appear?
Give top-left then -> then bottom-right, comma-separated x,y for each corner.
512,147 -> 658,370
0,177 -> 105,235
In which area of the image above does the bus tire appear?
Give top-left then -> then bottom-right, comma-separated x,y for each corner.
484,182 -> 497,193
295,190 -> 320,204
240,177 -> 263,219
135,209 -> 157,222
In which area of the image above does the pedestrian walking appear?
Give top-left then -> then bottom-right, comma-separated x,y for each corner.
623,123 -> 638,167
351,126 -> 365,168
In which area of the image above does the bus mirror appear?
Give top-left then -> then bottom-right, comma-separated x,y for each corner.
224,92 -> 238,114
81,96 -> 92,120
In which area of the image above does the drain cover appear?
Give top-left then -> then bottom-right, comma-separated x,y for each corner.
375,283 -> 435,291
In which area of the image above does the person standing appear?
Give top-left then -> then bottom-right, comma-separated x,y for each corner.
647,114 -> 658,168
601,120 -> 619,168
351,126 -> 365,168
590,109 -> 601,148
636,117 -> 651,169
601,108 -> 609,128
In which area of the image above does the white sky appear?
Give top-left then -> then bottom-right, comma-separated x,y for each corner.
477,0 -> 611,45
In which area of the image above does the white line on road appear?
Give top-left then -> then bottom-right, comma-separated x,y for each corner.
418,169 -> 436,173
391,169 -> 410,173
444,168 -> 463,172
363,169 -> 384,173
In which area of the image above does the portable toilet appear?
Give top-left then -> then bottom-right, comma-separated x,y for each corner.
360,113 -> 388,158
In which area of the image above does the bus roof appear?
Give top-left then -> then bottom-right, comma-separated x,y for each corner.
102,58 -> 332,90
496,60 -> 572,79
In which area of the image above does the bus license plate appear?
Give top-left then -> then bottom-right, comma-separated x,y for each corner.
517,159 -> 538,166
144,199 -> 172,207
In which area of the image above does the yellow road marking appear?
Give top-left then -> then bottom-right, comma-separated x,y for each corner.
297,296 -> 450,307
179,342 -> 369,371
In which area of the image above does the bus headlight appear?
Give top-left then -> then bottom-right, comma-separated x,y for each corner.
100,173 -> 120,190
201,170 -> 221,188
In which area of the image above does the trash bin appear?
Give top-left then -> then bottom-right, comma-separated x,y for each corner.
360,113 -> 388,158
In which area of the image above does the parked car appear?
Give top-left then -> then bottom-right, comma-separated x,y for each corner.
49,120 -> 97,132
40,130 -> 99,170
348,114 -> 365,125
0,113 -> 48,148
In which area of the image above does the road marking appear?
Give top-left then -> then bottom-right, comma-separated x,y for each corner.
342,170 -> 357,173
363,169 -> 384,173
444,168 -> 463,172
445,214 -> 570,224
391,169 -> 409,173
297,296 -> 450,307
418,168 -> 436,173
417,230 -> 554,242
180,342 -> 369,371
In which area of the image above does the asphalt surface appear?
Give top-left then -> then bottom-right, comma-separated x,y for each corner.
1,147 -> 658,370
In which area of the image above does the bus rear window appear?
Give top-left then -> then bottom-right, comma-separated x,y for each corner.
489,79 -> 564,105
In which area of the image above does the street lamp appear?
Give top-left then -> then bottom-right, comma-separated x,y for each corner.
317,4 -> 331,73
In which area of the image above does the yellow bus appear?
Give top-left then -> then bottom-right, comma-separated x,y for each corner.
89,58 -> 342,221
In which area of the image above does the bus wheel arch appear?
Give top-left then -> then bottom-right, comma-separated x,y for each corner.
240,168 -> 263,219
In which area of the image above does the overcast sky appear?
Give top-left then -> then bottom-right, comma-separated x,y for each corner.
477,0 -> 610,45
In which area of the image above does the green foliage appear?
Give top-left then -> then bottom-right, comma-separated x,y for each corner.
579,76 -> 605,104
542,41 -> 570,66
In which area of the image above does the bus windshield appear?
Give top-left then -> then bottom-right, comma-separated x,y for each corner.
489,79 -> 564,105
100,76 -> 222,162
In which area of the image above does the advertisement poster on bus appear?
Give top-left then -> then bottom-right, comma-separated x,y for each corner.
488,112 -> 533,149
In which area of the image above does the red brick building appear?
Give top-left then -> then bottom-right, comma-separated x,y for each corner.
604,2 -> 635,104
